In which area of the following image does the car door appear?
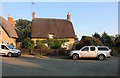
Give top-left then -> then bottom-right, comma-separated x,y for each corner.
0,45 -> 2,55
80,46 -> 89,58
89,46 -> 97,58
1,45 -> 9,55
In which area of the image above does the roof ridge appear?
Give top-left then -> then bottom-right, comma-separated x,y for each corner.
34,18 -> 68,21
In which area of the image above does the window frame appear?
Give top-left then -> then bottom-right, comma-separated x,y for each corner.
81,47 -> 89,51
1,45 -> 9,50
90,47 -> 96,51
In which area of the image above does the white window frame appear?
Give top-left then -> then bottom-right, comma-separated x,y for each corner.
48,34 -> 54,39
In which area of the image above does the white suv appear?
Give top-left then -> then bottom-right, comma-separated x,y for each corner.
69,46 -> 111,60
0,44 -> 21,57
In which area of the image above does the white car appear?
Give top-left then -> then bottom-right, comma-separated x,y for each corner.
0,44 -> 21,57
69,46 -> 111,60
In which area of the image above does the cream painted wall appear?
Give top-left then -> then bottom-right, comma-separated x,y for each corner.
0,26 -> 16,47
31,38 -> 45,44
32,38 -> 75,50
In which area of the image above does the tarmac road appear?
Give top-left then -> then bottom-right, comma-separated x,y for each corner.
1,55 -> 119,76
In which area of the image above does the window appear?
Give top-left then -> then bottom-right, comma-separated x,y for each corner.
62,43 -> 67,49
7,45 -> 15,49
1,45 -> 8,50
98,47 -> 108,51
81,47 -> 89,51
48,34 -> 54,39
90,47 -> 95,51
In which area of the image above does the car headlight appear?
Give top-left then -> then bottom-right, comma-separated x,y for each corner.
11,49 -> 15,52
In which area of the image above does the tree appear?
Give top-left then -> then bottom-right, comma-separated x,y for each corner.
92,32 -> 101,39
15,19 -> 31,40
75,36 -> 103,50
101,32 -> 113,48
114,35 -> 120,54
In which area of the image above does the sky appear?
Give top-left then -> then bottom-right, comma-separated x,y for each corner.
0,2 -> 118,40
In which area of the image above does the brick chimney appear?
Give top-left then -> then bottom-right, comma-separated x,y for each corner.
67,12 -> 70,21
8,14 -> 15,27
32,11 -> 35,20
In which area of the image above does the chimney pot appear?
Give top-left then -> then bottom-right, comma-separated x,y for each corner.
32,11 -> 35,20
8,14 -> 15,27
67,11 -> 70,21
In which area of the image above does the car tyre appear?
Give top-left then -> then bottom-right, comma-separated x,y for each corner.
17,52 -> 21,57
98,54 -> 105,61
72,54 -> 79,60
7,52 -> 12,57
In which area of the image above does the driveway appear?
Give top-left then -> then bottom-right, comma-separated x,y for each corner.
1,55 -> 119,76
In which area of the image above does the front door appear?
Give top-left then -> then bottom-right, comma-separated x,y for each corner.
80,47 -> 89,58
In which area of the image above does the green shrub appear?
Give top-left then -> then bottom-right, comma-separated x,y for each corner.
74,36 -> 103,50
41,39 -> 69,49
20,37 -> 35,49
35,40 -> 49,50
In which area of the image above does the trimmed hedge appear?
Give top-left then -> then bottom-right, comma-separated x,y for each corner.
18,48 -> 69,56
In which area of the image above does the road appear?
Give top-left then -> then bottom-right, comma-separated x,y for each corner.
1,55 -> 119,76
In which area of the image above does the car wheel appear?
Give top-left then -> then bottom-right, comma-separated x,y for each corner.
7,53 -> 12,57
72,54 -> 79,60
17,52 -> 21,57
98,55 -> 105,61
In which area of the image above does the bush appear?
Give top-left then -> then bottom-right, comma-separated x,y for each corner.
74,36 -> 103,50
20,37 -> 35,55
41,39 -> 69,49
21,37 -> 35,49
35,40 -> 48,50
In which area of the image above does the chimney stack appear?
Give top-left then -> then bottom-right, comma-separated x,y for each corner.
8,14 -> 15,27
32,11 -> 35,20
67,12 -> 70,21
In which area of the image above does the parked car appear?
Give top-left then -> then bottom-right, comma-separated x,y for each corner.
0,44 -> 21,57
69,46 -> 111,60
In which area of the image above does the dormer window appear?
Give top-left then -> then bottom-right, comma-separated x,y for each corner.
48,34 -> 54,39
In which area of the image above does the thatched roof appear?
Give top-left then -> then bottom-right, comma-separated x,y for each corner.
31,18 -> 76,38
0,16 -> 18,38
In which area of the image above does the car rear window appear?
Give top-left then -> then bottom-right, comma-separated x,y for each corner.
98,47 -> 108,51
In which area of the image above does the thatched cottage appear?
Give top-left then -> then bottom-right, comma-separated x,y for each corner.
0,16 -> 18,47
31,12 -> 76,50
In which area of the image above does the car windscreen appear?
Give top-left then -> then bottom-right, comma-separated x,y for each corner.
7,45 -> 15,49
